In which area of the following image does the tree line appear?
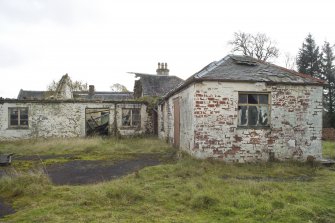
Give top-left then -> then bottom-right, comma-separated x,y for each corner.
229,32 -> 335,128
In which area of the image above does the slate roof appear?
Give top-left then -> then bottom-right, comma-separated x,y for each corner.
192,55 -> 325,84
73,91 -> 133,100
131,73 -> 184,97
163,54 -> 325,100
17,90 -> 46,100
17,90 -> 133,101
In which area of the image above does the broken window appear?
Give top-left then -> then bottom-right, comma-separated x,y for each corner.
238,93 -> 269,127
85,108 -> 110,136
9,108 -> 29,128
122,109 -> 141,127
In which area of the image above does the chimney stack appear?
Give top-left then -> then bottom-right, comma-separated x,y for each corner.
156,62 -> 169,75
89,85 -> 95,97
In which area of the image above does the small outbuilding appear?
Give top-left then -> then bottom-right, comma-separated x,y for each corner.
158,55 -> 325,162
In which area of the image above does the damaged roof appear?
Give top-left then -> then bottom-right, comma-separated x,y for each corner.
17,90 -> 133,101
163,54 -> 325,100
132,73 -> 184,97
193,55 -> 324,84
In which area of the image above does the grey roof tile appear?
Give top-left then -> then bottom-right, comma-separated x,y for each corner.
17,90 -> 133,101
132,73 -> 184,97
191,55 -> 324,84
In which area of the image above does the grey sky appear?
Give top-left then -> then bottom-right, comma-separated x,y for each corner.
1,0 -> 335,98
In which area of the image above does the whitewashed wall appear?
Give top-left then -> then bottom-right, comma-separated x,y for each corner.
160,81 -> 323,162
0,101 -> 148,140
158,84 -> 195,151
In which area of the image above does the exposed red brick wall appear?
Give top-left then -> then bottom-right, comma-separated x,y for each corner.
322,128 -> 335,140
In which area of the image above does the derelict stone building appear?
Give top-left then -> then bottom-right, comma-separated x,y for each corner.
0,74 -> 148,140
0,56 -> 325,162
158,55 -> 324,162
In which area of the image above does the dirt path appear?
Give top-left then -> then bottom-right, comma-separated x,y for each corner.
46,155 -> 161,185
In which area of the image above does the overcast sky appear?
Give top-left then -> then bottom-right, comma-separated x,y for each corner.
1,0 -> 335,98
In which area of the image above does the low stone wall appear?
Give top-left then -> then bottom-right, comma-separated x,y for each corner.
322,128 -> 335,140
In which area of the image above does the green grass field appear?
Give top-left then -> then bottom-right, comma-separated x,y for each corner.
1,138 -> 335,222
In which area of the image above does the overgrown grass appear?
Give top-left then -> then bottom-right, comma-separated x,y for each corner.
0,137 -> 170,156
0,137 -> 173,170
323,140 -> 335,159
0,138 -> 335,222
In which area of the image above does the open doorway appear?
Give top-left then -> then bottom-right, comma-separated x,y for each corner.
85,108 -> 110,136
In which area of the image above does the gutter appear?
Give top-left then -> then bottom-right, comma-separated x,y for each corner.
160,78 -> 326,104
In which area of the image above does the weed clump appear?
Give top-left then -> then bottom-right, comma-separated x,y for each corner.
106,185 -> 144,205
191,195 -> 219,210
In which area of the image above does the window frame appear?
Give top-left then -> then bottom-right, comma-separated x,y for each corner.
121,108 -> 141,128
160,104 -> 164,131
8,107 -> 29,129
237,92 -> 270,128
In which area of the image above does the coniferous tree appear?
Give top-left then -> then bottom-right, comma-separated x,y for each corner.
321,41 -> 335,127
296,34 -> 322,78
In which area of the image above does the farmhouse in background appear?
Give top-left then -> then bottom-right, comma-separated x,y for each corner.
130,63 -> 185,134
131,63 -> 184,98
158,55 -> 325,162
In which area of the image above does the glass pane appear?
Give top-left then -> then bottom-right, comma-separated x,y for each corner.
259,95 -> 269,104
132,109 -> 141,126
20,108 -> 28,125
259,106 -> 269,126
10,118 -> 18,126
10,109 -> 18,126
238,94 -> 248,104
248,106 -> 258,126
238,106 -> 247,126
122,109 -> 131,126
20,119 -> 29,126
248,94 -> 258,104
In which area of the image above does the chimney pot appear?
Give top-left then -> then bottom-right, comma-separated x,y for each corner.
89,85 -> 95,96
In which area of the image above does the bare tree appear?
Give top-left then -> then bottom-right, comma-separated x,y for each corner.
283,52 -> 296,70
228,31 -> 279,61
110,83 -> 129,92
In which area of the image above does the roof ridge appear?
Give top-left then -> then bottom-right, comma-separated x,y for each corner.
194,55 -> 231,78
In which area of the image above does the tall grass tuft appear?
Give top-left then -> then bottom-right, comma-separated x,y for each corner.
0,168 -> 51,199
105,184 -> 144,205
